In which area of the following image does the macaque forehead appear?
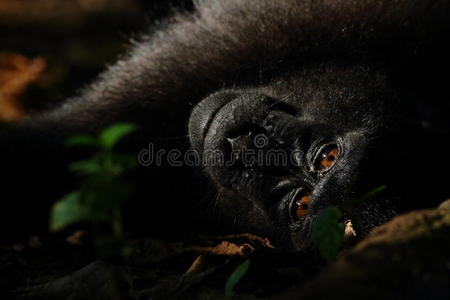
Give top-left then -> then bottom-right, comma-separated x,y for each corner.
232,66 -> 388,128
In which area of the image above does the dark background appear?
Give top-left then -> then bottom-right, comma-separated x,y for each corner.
0,0 -> 192,114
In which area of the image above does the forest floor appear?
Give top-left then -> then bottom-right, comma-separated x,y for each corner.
1,203 -> 449,299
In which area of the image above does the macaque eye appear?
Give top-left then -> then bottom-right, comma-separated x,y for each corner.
314,144 -> 340,172
293,194 -> 311,219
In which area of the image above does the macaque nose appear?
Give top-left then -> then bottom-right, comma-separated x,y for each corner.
189,90 -> 286,184
189,90 -> 273,153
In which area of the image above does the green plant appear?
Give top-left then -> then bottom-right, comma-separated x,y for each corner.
224,259 -> 251,298
50,123 -> 137,238
357,185 -> 387,205
345,184 -> 387,209
312,206 -> 345,263
312,185 -> 387,262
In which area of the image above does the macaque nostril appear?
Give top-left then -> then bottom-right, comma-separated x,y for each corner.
227,133 -> 252,152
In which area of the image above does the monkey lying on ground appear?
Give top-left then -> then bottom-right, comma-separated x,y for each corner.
1,0 -> 449,251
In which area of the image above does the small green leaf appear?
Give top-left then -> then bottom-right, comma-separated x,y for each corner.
50,191 -> 90,232
70,159 -> 102,175
224,259 -> 250,298
359,185 -> 387,204
99,123 -> 137,149
66,135 -> 98,147
345,185 -> 388,209
312,206 -> 345,262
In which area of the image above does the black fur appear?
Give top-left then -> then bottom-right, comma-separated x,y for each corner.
1,0 -> 449,249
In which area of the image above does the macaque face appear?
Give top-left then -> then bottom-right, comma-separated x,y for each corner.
189,66 -> 398,250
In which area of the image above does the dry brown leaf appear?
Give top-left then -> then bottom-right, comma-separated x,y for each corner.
0,53 -> 46,120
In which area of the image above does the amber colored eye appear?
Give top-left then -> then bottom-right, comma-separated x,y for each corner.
315,144 -> 340,171
293,195 -> 311,218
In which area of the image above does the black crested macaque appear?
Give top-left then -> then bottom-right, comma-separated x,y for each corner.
1,0 -> 449,251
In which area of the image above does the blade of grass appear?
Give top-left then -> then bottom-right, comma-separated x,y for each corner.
224,259 -> 250,298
